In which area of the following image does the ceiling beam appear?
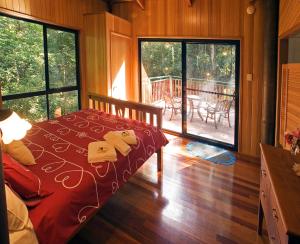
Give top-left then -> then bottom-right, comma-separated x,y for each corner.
185,0 -> 192,7
136,0 -> 145,10
105,0 -> 145,10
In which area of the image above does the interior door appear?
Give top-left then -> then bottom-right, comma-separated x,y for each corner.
110,32 -> 132,100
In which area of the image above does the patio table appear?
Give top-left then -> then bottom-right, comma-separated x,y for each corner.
187,95 -> 206,122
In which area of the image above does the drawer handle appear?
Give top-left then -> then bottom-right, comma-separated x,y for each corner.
272,208 -> 278,221
261,169 -> 267,177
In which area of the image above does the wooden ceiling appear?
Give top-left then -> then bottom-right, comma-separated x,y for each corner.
103,0 -> 145,11
103,0 -> 193,11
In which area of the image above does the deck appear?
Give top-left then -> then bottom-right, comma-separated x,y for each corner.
144,76 -> 236,145
155,100 -> 235,145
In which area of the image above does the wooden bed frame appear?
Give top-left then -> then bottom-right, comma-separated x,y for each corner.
88,93 -> 164,172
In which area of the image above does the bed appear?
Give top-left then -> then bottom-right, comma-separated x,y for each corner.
20,94 -> 168,244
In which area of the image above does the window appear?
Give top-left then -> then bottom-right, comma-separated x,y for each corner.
0,14 -> 80,121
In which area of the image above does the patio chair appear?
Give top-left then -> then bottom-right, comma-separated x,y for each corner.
163,92 -> 181,121
204,98 -> 233,129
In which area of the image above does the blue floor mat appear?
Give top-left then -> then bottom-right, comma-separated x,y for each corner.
186,141 -> 236,165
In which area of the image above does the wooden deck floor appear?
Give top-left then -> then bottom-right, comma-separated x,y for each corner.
70,135 -> 268,244
153,100 -> 235,145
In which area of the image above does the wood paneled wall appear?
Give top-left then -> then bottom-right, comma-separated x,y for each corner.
84,12 -> 132,98
279,0 -> 300,38
112,0 -> 265,158
0,0 -> 107,28
276,0 -> 300,147
279,64 -> 300,148
0,0 -> 108,107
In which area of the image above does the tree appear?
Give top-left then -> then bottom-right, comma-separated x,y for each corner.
0,16 -> 79,121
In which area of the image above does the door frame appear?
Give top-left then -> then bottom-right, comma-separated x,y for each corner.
138,38 -> 240,151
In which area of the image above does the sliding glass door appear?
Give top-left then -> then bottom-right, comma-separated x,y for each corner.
186,43 -> 238,146
140,41 -> 182,133
139,39 -> 239,150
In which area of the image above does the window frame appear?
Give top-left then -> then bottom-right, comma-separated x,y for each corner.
0,13 -> 81,120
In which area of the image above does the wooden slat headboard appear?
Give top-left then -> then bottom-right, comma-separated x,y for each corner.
88,92 -> 164,172
88,93 -> 163,129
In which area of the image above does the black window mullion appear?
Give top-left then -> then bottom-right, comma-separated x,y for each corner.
48,86 -> 79,95
74,31 -> 81,110
2,91 -> 46,101
43,26 -> 50,119
182,41 -> 187,134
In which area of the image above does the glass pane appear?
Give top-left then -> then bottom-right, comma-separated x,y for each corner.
47,29 -> 77,89
3,96 -> 47,122
141,41 -> 182,133
49,90 -> 78,119
186,43 -> 236,145
0,16 -> 45,95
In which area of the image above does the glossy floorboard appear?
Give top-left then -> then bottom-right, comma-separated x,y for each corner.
70,135 -> 268,244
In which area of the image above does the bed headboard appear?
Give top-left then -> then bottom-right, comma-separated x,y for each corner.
88,93 -> 163,129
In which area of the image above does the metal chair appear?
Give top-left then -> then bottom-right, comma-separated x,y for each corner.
163,92 -> 181,121
204,98 -> 233,129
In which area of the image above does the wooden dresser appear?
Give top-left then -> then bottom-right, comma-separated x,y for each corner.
258,144 -> 300,243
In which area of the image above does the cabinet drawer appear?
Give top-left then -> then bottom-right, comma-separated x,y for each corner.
260,158 -> 270,210
270,189 -> 288,244
260,157 -> 269,188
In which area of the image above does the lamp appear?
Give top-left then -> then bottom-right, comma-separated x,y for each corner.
0,109 -> 32,244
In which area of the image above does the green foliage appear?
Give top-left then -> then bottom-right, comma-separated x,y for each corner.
141,41 -> 236,84
47,29 -> 77,88
0,16 -> 45,95
142,42 -> 182,77
4,96 -> 47,122
49,91 -> 78,119
0,16 -> 79,122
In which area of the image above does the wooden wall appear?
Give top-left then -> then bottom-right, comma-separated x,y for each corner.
279,64 -> 300,148
276,0 -> 300,147
0,0 -> 108,107
279,0 -> 300,38
84,12 -> 132,99
112,0 -> 265,158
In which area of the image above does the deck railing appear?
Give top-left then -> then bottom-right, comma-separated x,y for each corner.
143,75 -> 235,104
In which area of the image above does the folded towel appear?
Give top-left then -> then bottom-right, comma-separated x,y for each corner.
104,132 -> 131,157
112,130 -> 137,145
88,141 -> 117,163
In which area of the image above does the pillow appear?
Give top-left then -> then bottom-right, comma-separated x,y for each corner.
3,153 -> 51,199
5,185 -> 38,244
5,184 -> 29,231
3,140 -> 36,165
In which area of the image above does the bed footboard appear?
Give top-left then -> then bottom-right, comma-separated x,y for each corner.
88,93 -> 163,172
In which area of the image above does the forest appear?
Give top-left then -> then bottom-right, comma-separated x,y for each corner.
141,41 -> 236,83
0,15 -> 78,121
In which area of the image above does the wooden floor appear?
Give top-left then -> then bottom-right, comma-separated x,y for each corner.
70,135 -> 268,244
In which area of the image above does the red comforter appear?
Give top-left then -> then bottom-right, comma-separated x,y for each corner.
24,109 -> 168,244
